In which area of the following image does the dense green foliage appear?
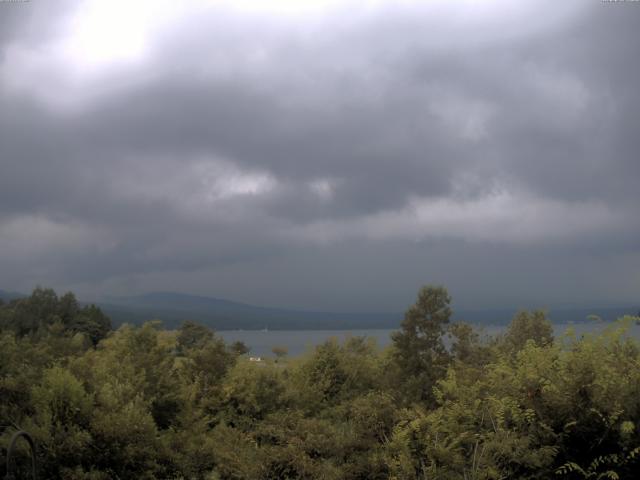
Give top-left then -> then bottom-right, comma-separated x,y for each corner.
1,287 -> 640,479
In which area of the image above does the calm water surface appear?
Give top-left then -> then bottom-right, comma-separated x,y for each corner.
218,322 -> 640,357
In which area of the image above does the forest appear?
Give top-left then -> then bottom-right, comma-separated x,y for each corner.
1,286 -> 639,479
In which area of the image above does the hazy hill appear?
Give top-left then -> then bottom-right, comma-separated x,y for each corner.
0,289 -> 25,302
99,292 -> 639,331
99,292 -> 402,330
2,288 -> 637,330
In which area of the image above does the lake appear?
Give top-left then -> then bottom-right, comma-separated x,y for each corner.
218,321 -> 640,357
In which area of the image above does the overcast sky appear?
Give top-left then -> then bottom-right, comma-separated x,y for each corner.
1,0 -> 639,312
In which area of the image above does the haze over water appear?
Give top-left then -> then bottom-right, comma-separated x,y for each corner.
218,321 -> 640,357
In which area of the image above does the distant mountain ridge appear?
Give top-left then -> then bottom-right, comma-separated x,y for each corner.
2,288 -> 638,330
105,291 -> 274,313
0,289 -> 26,302
100,292 -> 401,330
99,291 -> 639,331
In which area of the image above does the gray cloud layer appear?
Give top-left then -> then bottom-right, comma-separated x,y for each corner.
1,0 -> 639,310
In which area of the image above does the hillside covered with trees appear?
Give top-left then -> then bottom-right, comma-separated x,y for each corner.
2,286 -> 640,479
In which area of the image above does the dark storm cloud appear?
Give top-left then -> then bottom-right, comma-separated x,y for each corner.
1,0 -> 639,308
